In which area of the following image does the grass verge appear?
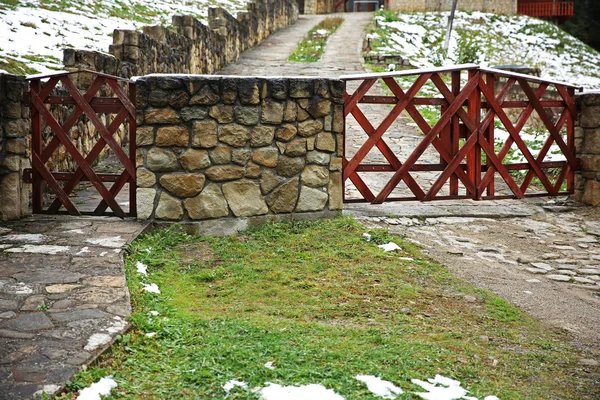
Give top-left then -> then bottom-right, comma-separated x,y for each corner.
57,217 -> 598,399
289,17 -> 343,62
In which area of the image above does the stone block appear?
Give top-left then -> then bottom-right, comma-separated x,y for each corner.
583,180 -> 600,206
185,184 -> 230,220
219,124 -> 250,147
136,126 -> 154,146
581,92 -> 600,106
148,89 -> 170,107
156,126 -> 189,147
307,98 -> 331,118
190,84 -> 220,105
298,120 -> 323,137
2,155 -> 20,172
156,192 -> 183,220
301,165 -> 329,187
307,151 -> 330,165
180,106 -> 208,122
0,173 -> 22,221
289,79 -> 313,98
145,108 -> 180,124
275,124 -> 297,142
580,155 -> 600,172
222,180 -> 268,217
329,157 -> 342,171
220,78 -> 238,104
2,101 -> 22,119
260,170 -> 283,195
180,149 -> 211,171
210,105 -> 234,123
160,174 -> 206,197
210,146 -> 231,164
251,126 -> 276,147
284,138 -> 307,156
315,133 -> 336,152
232,148 -> 253,165
328,172 -> 343,210
245,162 -> 261,178
252,148 -> 279,167
146,148 -> 179,172
296,186 -> 327,212
332,105 -> 344,133
276,156 -> 305,177
136,188 -> 156,220
314,79 -> 330,99
267,178 -> 299,213
169,90 -> 191,109
297,107 -> 310,122
261,100 -> 284,125
284,101 -> 297,122
137,168 -> 156,187
329,79 -> 345,99
6,139 -> 27,155
205,166 -> 245,181
238,79 -> 260,105
192,120 -> 218,148
234,106 -> 260,125
581,105 -> 600,128
582,129 -> 600,155
4,119 -> 28,138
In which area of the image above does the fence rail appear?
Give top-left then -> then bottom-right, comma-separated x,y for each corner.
518,2 -> 574,18
340,64 -> 581,203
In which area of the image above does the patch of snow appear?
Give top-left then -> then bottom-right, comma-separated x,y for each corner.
149,310 -> 160,316
84,333 -> 112,351
363,233 -> 372,241
86,236 -> 125,248
264,361 -> 275,370
411,375 -> 498,400
99,251 -> 108,257
223,379 -> 248,393
66,229 -> 85,234
34,384 -> 62,397
5,245 -> 70,255
136,261 -> 148,276
145,332 -> 157,338
106,317 -> 128,334
77,376 -> 118,400
76,247 -> 91,255
142,283 -> 160,294
356,375 -> 403,398
378,242 -> 402,252
258,383 -> 345,400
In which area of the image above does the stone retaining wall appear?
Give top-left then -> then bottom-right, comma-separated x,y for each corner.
64,0 -> 299,78
575,92 -> 600,205
387,0 -> 517,14
135,75 -> 344,225
0,74 -> 30,220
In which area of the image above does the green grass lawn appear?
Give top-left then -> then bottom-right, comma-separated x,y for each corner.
289,17 -> 344,62
58,217 -> 598,399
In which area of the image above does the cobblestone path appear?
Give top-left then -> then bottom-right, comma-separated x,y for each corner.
0,217 -> 146,399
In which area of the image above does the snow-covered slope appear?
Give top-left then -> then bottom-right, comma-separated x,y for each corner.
0,0 -> 252,75
370,10 -> 600,89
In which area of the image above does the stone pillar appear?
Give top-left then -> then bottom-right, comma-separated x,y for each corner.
575,92 -> 600,205
0,74 -> 31,220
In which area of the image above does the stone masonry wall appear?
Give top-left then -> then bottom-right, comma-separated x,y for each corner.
388,0 -> 517,14
0,74 -> 31,220
574,92 -> 600,205
135,75 -> 344,224
64,0 -> 299,78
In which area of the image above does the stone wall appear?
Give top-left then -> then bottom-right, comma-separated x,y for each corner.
304,0 -> 337,14
575,92 -> 600,205
0,74 -> 30,220
64,0 -> 299,78
135,75 -> 344,226
387,0 -> 517,14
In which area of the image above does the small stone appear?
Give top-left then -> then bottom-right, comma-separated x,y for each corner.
526,279 -> 541,283
573,277 -> 595,284
180,106 -> 208,121
307,98 -> 331,118
136,126 -> 154,146
267,178 -> 299,213
588,275 -> 600,281
297,120 -> 322,137
0,329 -> 34,339
245,162 -> 261,178
284,101 -> 297,122
329,157 -> 342,171
6,312 -> 53,331
530,262 -> 553,271
234,106 -> 260,125
296,186 -> 327,212
276,156 -> 305,177
159,174 -> 205,197
209,105 -> 234,123
328,172 -> 342,210
276,124 -> 297,142
252,148 -> 279,167
578,243 -> 590,249
145,108 -> 179,124
205,166 -> 244,182
307,151 -> 330,165
209,146 -> 231,164
261,100 -> 284,124
555,270 -> 576,276
0,299 -> 19,310
46,284 -> 83,294
480,247 -> 502,253
578,359 -> 599,366
555,264 -> 580,270
137,168 -> 156,187
146,148 -> 179,172
191,120 -> 218,148
541,253 -> 561,260
463,295 -> 477,302
0,311 -> 16,319
232,148 -> 253,165
184,184 -> 229,220
261,170 -> 283,195
180,149 -> 211,171
190,84 -> 219,105
578,268 -> 600,275
550,245 -> 576,251
136,188 -> 156,220
251,126 -> 276,147
222,181 -> 268,217
285,138 -> 307,156
83,276 -> 127,287
20,295 -> 45,311
301,165 -> 329,187
546,274 -> 572,282
170,90 -> 190,108
447,250 -> 463,255
219,124 -> 250,147
155,125 -> 188,147
526,268 -> 548,274
155,192 -> 183,220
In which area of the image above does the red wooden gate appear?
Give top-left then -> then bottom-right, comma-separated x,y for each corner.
24,70 -> 136,218
341,65 -> 581,203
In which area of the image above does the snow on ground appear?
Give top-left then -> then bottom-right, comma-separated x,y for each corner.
77,376 -> 118,400
258,383 -> 345,400
0,0 -> 252,74
373,11 -> 600,89
223,379 -> 248,394
412,375 -> 499,400
355,375 -> 403,398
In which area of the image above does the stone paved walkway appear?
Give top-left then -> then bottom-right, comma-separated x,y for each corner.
0,216 -> 146,399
